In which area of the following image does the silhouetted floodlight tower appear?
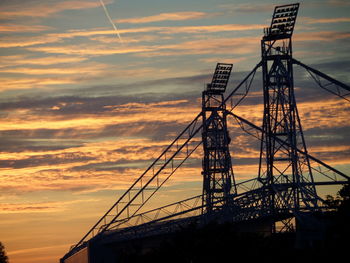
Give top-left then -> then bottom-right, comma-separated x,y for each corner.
61,4 -> 350,262
201,63 -> 236,212
259,3 -> 319,231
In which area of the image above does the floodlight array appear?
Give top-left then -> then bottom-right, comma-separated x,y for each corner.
206,63 -> 233,94
264,3 -> 299,40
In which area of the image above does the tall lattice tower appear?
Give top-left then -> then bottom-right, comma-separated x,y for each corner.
258,3 -> 319,230
201,63 -> 236,212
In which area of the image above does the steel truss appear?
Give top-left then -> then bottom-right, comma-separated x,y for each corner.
293,58 -> 350,102
68,62 -> 261,252
227,111 -> 349,225
66,3 -> 350,256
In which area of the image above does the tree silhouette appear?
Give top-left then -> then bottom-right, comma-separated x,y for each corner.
323,184 -> 350,210
323,184 -> 350,252
338,184 -> 350,208
0,242 -> 9,263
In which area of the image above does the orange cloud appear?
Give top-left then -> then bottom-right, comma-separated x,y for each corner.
308,145 -> 350,153
327,0 -> 350,7
0,100 -> 199,130
116,11 -> 209,24
199,57 -> 247,64
0,64 -> 178,91
130,36 -> 259,58
294,31 -> 350,42
7,244 -> 69,257
0,35 -> 62,48
0,76 -> 76,91
0,0 -> 105,19
297,98 -> 350,130
6,244 -> 69,263
0,24 -> 52,32
0,199 -> 100,214
302,17 -> 350,24
230,97 -> 350,131
159,24 -> 264,34
26,43 -> 157,55
89,34 -> 161,44
0,62 -> 111,76
0,166 -> 136,194
0,63 -> 192,91
0,55 -> 88,67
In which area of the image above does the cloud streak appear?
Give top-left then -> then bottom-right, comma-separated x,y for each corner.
0,199 -> 100,214
302,17 -> 350,24
116,11 -> 210,24
0,0 -> 103,18
0,24 -> 52,32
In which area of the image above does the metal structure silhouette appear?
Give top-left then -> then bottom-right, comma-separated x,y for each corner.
62,3 -> 350,261
258,3 -> 319,231
201,63 -> 236,212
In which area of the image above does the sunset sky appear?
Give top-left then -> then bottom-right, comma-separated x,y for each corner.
0,0 -> 349,262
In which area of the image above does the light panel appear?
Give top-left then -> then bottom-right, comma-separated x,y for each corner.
264,3 -> 299,40
206,63 -> 233,94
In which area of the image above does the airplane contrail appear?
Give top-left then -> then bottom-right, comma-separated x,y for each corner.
99,0 -> 123,43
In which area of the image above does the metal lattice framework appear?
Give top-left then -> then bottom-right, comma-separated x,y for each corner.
257,3 -> 318,232
202,63 -> 236,212
63,3 -> 350,258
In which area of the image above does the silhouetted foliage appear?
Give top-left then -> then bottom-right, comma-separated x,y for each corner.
323,184 -> 350,210
338,184 -> 350,208
323,194 -> 340,208
321,184 -> 350,253
0,242 -> 9,263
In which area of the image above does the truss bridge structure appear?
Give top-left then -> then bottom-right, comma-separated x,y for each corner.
61,3 -> 350,262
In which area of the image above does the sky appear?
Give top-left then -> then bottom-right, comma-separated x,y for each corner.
0,0 -> 349,262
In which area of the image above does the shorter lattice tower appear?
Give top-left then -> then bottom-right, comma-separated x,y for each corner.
201,63 -> 237,212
